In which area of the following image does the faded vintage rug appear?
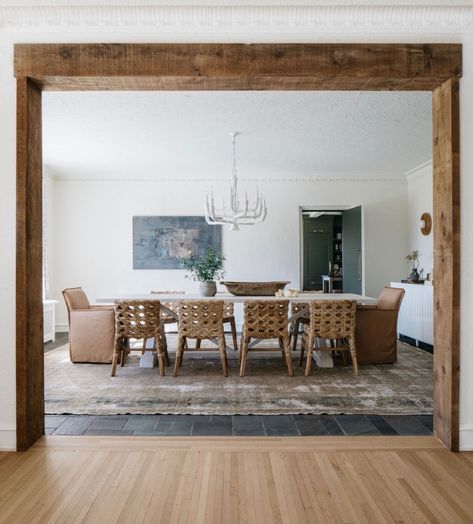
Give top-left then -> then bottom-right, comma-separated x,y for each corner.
45,341 -> 433,415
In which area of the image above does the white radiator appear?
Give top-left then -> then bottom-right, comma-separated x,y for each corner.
391,282 -> 433,346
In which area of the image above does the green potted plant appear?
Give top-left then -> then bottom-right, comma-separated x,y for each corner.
182,247 -> 225,296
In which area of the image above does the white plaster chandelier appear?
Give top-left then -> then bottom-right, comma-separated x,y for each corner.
205,132 -> 267,231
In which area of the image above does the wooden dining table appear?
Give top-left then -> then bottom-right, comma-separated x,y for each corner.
96,292 -> 376,367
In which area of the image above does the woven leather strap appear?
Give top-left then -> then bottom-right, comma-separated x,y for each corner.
114,300 -> 162,340
178,300 -> 224,338
243,300 -> 289,339
307,300 -> 356,338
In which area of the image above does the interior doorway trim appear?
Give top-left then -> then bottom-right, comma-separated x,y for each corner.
14,43 -> 461,450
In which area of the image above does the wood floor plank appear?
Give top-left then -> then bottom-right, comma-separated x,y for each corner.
0,436 -> 472,524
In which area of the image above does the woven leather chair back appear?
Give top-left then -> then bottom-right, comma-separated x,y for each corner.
223,302 -> 234,317
308,300 -> 356,339
160,302 -> 179,318
114,300 -> 162,340
150,291 -> 184,317
290,302 -> 310,318
178,300 -> 224,339
243,300 -> 289,339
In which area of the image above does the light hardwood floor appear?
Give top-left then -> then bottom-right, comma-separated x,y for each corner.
0,436 -> 472,523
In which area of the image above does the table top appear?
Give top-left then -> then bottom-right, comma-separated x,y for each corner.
95,292 -> 376,305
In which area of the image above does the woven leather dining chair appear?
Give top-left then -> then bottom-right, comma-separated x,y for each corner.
240,300 -> 293,377
112,300 -> 169,377
174,300 -> 229,377
299,299 -> 358,377
195,301 -> 238,351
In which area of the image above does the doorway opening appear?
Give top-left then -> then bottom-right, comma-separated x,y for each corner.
15,43 -> 461,450
300,207 -> 363,294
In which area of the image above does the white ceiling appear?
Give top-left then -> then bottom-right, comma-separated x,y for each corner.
42,91 -> 432,180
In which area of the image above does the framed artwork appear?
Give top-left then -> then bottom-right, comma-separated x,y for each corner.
133,216 -> 222,269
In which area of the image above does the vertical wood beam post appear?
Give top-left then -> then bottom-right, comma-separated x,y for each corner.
16,77 -> 44,451
432,78 -> 460,451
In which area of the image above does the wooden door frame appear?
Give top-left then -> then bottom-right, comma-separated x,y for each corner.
14,43 -> 461,450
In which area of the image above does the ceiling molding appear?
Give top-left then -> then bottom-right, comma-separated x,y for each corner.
1,5 -> 473,32
50,175 -> 406,183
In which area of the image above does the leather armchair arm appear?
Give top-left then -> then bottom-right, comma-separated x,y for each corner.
90,305 -> 114,311
356,304 -> 377,311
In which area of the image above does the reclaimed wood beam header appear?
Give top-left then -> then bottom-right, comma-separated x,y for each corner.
14,43 -> 462,90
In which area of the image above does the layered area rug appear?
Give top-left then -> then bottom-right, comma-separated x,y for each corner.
45,341 -> 432,415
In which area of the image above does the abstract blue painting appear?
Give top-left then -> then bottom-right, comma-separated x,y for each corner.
133,216 -> 222,269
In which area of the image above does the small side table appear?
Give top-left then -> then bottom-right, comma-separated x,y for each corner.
321,275 -> 343,293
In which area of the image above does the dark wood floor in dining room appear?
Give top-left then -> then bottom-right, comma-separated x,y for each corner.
44,333 -> 433,437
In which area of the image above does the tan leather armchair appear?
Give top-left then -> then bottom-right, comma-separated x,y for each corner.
62,287 -> 114,363
355,286 -> 405,365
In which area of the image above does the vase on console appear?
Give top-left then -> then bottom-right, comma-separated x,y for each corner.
409,268 -> 420,283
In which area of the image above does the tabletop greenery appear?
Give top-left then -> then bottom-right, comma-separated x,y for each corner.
182,248 -> 225,282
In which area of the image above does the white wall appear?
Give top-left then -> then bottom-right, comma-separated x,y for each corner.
1,5 -> 473,450
407,162 -> 433,277
50,176 -> 408,329
43,176 -> 56,299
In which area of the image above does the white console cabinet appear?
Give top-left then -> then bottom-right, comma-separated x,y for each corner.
391,282 -> 433,346
43,299 -> 58,343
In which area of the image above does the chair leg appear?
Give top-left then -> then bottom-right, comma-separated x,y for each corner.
219,333 -> 229,377
121,341 -> 129,367
173,335 -> 186,376
229,317 -> 238,351
111,340 -> 121,377
283,334 -> 294,377
292,320 -> 300,352
239,336 -> 250,377
195,338 -> 201,349
304,334 -> 315,376
349,336 -> 359,376
279,336 -> 287,366
156,332 -> 165,377
178,339 -> 185,367
161,326 -> 170,366
299,333 -> 306,367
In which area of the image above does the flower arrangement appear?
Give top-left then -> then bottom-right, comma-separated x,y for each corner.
182,247 -> 225,283
405,250 -> 420,269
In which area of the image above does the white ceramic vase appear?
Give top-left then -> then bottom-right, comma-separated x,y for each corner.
199,281 -> 217,297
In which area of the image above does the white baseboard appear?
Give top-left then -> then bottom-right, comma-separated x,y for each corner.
0,428 -> 16,451
55,324 -> 69,333
460,425 -> 473,451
